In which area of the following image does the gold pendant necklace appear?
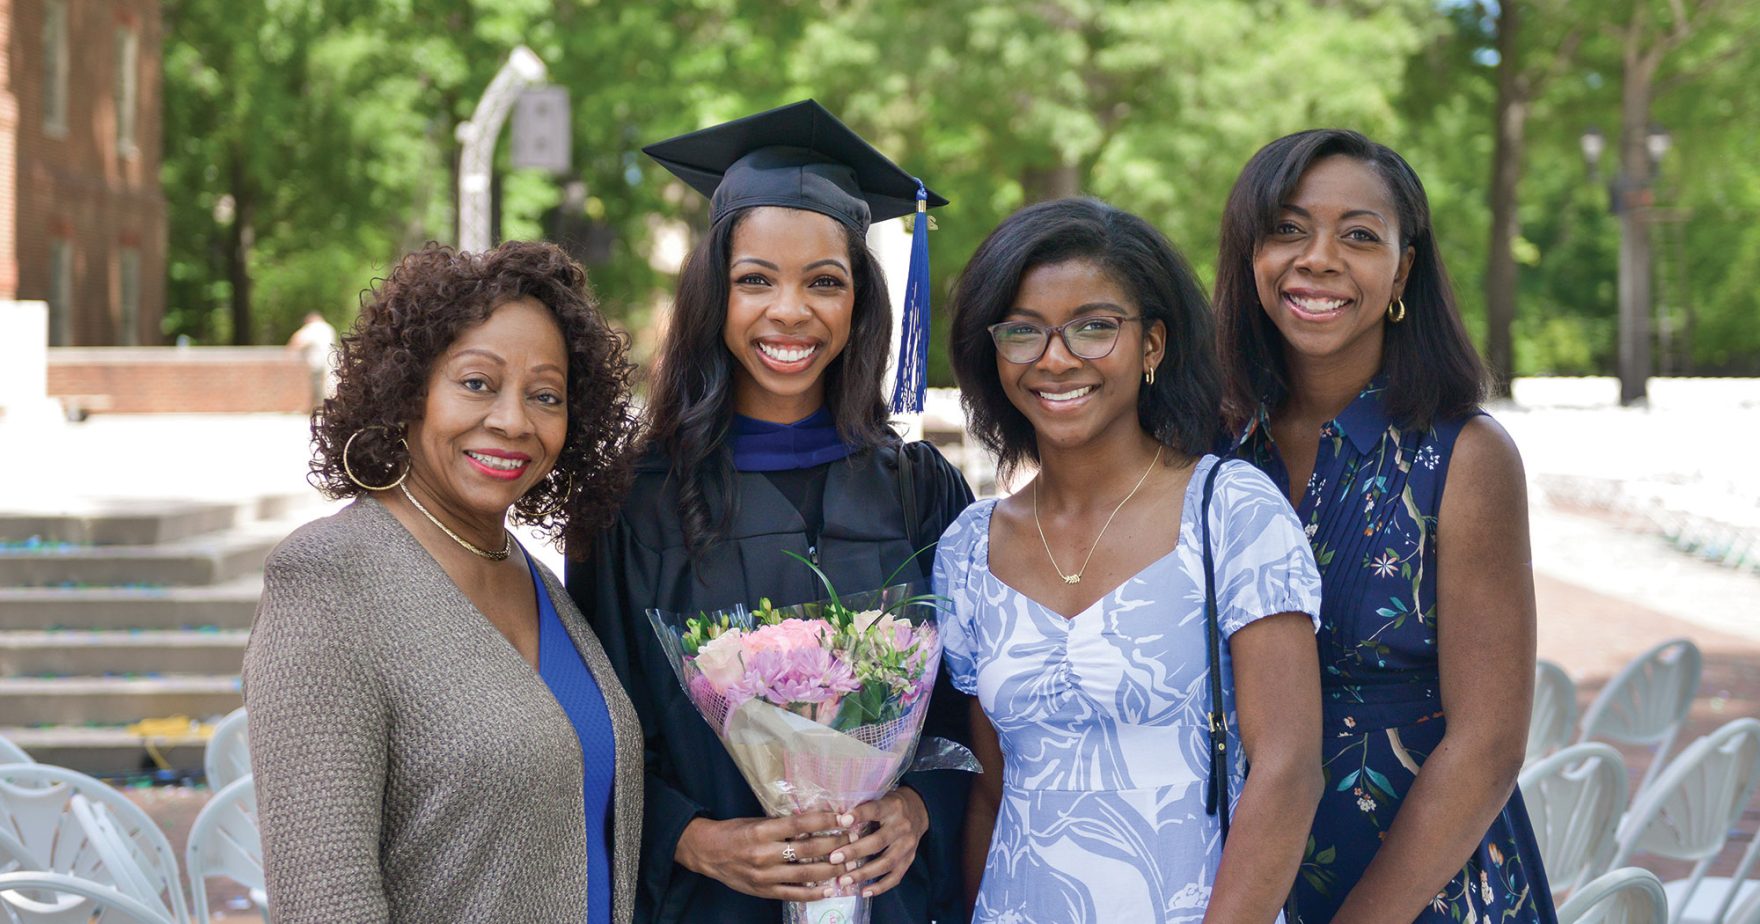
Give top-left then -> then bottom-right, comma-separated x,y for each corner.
399,483 -> 511,561
1034,445 -> 1161,585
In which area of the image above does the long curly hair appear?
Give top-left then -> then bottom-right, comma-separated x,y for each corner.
642,208 -> 897,555
310,241 -> 640,557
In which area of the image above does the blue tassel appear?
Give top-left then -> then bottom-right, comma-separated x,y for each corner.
891,181 -> 931,414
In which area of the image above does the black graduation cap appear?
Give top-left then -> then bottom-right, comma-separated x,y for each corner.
642,99 -> 948,233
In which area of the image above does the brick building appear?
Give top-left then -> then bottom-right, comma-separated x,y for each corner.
1,0 -> 166,346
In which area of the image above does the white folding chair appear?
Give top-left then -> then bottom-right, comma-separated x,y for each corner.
0,764 -> 188,924
186,775 -> 268,923
1727,883 -> 1760,924
1667,829 -> 1760,924
0,870 -> 173,924
1559,867 -> 1670,924
1579,638 -> 1702,799
0,736 -> 32,765
0,766 -> 111,885
1520,742 -> 1629,897
1611,718 -> 1760,924
0,825 -> 41,875
204,707 -> 252,791
70,796 -> 181,924
1530,660 -> 1581,765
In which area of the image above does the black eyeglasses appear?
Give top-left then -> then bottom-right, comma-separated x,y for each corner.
987,316 -> 1145,364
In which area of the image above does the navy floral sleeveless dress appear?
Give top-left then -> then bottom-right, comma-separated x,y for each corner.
1235,378 -> 1555,924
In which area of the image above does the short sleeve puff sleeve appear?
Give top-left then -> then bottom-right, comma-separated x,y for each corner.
931,499 -> 994,696
1204,460 -> 1323,638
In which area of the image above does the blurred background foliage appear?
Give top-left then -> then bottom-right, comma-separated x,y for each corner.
159,0 -> 1759,383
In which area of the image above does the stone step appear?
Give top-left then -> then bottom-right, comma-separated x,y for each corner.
0,500 -> 240,547
0,529 -> 281,587
0,493 -> 317,546
0,574 -> 262,631
0,629 -> 249,677
0,724 -> 209,777
0,675 -> 241,727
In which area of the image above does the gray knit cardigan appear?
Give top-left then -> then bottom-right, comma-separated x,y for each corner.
243,497 -> 643,923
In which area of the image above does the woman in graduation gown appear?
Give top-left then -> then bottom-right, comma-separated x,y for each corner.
566,100 -> 975,924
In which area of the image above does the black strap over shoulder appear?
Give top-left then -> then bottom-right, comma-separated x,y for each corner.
1199,457 -> 1231,843
897,443 -> 919,551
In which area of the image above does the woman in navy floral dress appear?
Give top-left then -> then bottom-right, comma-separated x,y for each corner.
1216,130 -> 1555,923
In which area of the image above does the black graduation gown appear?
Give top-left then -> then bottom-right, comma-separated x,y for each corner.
567,441 -> 976,924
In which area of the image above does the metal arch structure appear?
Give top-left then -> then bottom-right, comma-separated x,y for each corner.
456,46 -> 547,254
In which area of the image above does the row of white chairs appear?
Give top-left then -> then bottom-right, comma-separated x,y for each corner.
1528,638 -> 1704,801
1524,717 -> 1760,924
1538,474 -> 1760,577
0,709 -> 263,923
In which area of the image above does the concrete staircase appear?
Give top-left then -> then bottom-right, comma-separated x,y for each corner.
0,496 -> 323,774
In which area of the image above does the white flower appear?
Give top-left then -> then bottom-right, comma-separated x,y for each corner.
694,629 -> 747,688
1305,523 -> 1319,538
1479,870 -> 1493,904
1169,883 -> 1210,909
1357,795 -> 1376,812
852,609 -> 885,633
1371,553 -> 1398,577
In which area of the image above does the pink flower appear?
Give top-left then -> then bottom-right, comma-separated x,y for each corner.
858,612 -> 919,655
743,619 -> 830,655
726,642 -> 860,713
888,619 -> 916,652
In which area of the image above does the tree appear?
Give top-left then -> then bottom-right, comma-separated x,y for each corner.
1484,0 -> 1582,396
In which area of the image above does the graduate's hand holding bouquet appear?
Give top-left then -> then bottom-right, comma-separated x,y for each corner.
649,553 -> 976,924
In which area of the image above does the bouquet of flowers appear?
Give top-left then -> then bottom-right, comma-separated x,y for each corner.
647,553 -> 975,924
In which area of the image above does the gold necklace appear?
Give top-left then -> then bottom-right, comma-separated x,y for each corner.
1033,445 -> 1162,585
399,483 -> 511,561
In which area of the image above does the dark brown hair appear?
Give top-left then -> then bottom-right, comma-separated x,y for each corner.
948,197 -> 1222,477
641,208 -> 897,555
310,241 -> 639,556
1214,129 -> 1486,431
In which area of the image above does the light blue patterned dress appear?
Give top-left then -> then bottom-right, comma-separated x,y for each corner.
935,455 -> 1323,924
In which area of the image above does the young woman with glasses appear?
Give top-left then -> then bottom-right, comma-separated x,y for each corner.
937,197 -> 1326,922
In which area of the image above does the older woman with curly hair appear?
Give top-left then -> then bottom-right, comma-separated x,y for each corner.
243,240 -> 644,924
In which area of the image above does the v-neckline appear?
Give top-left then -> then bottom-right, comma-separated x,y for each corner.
979,456 -> 1212,622
363,494 -> 549,678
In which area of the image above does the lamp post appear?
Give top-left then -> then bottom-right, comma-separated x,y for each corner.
1580,123 -> 1670,406
456,47 -> 548,254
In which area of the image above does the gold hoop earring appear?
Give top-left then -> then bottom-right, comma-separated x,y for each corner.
517,470 -> 573,518
1386,298 -> 1407,324
1144,367 -> 1156,387
343,426 -> 410,492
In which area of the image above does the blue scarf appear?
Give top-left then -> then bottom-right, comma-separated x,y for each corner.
729,407 -> 854,472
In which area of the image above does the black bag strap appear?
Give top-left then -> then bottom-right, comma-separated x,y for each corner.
1199,457 -> 1231,843
897,442 -> 920,552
